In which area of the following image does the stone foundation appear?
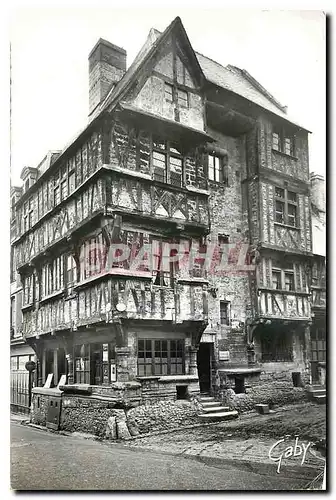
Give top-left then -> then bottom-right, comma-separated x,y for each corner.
30,375 -> 201,436
216,363 -> 309,412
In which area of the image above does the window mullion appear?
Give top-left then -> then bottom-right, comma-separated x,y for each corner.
152,340 -> 155,376
284,189 -> 288,225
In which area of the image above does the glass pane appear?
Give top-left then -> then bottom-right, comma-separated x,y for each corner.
154,168 -> 166,183
287,191 -> 297,202
153,138 -> 166,150
145,340 -> 152,351
164,84 -> 173,102
272,133 -> 279,150
170,143 -> 182,155
153,151 -> 166,165
275,187 -> 284,198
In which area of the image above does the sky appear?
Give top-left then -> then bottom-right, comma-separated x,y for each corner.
9,8 -> 326,186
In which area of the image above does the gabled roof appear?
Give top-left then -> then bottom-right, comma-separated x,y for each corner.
92,16 -> 204,120
25,16 -> 309,198
91,17 -> 308,131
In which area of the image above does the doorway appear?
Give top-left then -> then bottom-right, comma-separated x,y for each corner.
197,343 -> 212,393
310,324 -> 326,383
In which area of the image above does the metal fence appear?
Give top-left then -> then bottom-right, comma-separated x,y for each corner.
10,371 -> 30,414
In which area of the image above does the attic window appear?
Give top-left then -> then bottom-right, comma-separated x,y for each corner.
177,89 -> 188,108
164,83 -> 173,102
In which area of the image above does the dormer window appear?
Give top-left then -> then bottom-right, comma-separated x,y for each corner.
24,179 -> 29,192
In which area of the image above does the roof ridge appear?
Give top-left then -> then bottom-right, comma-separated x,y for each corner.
226,64 -> 287,113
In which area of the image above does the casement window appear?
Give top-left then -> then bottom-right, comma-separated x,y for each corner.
164,83 -> 189,108
164,83 -> 173,102
208,154 -> 228,185
151,239 -> 174,287
152,138 -> 183,187
271,260 -> 295,292
80,233 -> 106,280
11,196 -> 16,221
66,254 -> 77,290
261,331 -> 293,362
284,272 -> 295,291
220,301 -> 230,326
274,187 -> 297,227
23,275 -> 34,305
177,89 -> 188,107
11,297 -> 16,330
11,354 -> 33,372
54,185 -> 60,206
311,327 -> 326,363
69,171 -> 76,195
42,256 -> 64,297
23,198 -> 34,232
272,271 -> 281,290
272,127 -> 295,156
137,339 -> 185,376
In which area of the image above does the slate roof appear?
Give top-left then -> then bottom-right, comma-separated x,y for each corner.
96,19 -> 308,130
31,17 -> 308,183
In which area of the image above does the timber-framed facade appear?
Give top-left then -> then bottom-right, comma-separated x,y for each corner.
10,17 -> 326,409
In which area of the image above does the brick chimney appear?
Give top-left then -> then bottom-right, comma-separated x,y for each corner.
310,172 -> 326,213
88,38 -> 127,116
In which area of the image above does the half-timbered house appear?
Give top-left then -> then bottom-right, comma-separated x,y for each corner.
11,17 -> 322,408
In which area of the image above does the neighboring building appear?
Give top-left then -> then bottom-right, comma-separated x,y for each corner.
309,173 -> 326,385
10,17 -> 322,408
10,185 -> 35,413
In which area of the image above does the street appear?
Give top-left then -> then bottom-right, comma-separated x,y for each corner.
11,422 -> 310,491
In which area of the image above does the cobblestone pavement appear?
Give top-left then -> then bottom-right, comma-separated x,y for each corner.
122,402 -> 326,480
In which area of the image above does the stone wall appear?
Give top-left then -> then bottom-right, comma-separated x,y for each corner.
30,393 -> 49,426
217,368 -> 308,413
126,399 -> 201,434
30,375 -> 201,436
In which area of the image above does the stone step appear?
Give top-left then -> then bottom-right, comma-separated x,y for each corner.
201,401 -> 220,408
309,388 -> 326,395
312,395 -> 326,404
199,396 -> 215,402
202,406 -> 230,414
199,410 -> 238,422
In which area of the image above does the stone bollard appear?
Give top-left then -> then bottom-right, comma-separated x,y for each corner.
117,420 -> 131,439
105,416 -> 117,440
127,420 -> 140,436
255,404 -> 270,415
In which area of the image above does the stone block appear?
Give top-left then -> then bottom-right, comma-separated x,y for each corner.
105,416 -> 117,440
117,420 -> 131,439
255,404 -> 270,415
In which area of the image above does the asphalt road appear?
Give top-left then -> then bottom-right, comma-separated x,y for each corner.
10,422 -> 308,491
